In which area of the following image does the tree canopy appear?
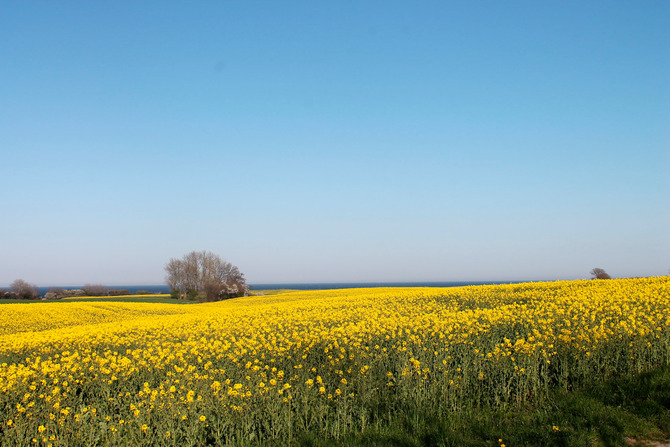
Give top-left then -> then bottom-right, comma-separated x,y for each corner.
590,268 -> 612,280
10,279 -> 40,299
165,251 -> 247,300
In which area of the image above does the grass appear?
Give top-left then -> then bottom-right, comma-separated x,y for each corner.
293,366 -> 670,447
0,299 -> 55,304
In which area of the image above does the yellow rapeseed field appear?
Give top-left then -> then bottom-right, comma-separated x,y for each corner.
1,277 -> 668,446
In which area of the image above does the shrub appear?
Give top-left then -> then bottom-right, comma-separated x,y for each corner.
64,289 -> 86,298
0,289 -> 17,300
83,284 -> 109,296
44,288 -> 65,300
204,281 -> 226,302
108,289 -> 131,296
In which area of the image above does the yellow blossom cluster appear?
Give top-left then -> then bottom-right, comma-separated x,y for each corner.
0,277 -> 668,446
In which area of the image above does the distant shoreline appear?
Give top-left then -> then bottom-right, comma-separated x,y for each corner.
31,280 -> 534,297
247,280 -> 529,290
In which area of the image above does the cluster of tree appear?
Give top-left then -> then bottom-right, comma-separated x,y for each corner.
83,284 -> 109,296
0,281 -> 140,301
590,268 -> 612,280
81,284 -> 131,296
165,251 -> 248,301
0,279 -> 41,300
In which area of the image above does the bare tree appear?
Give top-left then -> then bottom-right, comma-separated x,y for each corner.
165,251 -> 247,300
590,268 -> 612,280
10,279 -> 40,299
165,257 -> 186,296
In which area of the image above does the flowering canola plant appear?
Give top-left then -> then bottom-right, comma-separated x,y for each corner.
1,277 -> 668,446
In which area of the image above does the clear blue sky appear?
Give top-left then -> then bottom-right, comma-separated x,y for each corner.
1,1 -> 668,286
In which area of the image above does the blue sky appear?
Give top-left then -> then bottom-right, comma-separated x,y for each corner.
1,1 -> 668,286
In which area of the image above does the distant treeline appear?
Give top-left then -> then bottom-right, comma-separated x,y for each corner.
0,280 -> 156,300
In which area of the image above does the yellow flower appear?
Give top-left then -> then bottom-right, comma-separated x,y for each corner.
0,277 -> 668,447
199,415 -> 206,422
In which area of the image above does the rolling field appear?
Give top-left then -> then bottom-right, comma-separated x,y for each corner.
1,278 -> 669,446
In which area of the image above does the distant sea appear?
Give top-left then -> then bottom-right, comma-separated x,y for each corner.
36,281 -> 526,297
